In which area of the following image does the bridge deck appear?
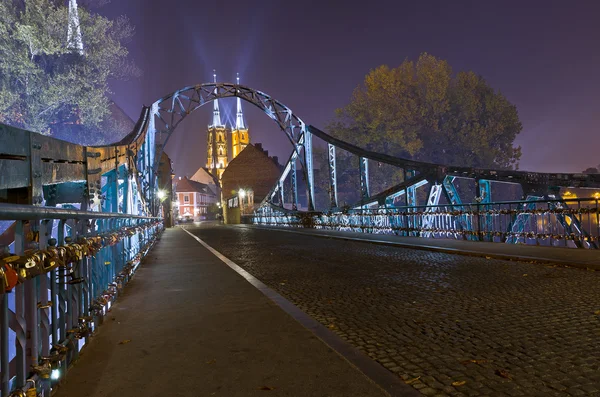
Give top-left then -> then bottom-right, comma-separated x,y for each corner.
52,228 -> 392,397
246,225 -> 600,269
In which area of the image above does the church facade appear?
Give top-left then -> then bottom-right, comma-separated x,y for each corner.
205,72 -> 250,180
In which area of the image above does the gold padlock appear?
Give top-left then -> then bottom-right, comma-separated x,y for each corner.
26,379 -> 36,397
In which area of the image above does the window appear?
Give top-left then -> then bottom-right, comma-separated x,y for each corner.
228,197 -> 239,208
184,195 -> 189,203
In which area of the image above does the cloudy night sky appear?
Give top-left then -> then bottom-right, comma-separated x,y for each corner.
99,0 -> 600,177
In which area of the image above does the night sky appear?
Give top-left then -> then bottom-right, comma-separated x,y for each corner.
100,0 -> 600,177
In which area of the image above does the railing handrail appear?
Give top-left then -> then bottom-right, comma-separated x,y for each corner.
0,203 -> 162,221
345,197 -> 599,213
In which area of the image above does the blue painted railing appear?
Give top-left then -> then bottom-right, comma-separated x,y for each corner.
253,197 -> 600,249
0,204 -> 162,397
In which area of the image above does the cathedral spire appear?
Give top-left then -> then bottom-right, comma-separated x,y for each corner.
211,70 -> 224,128
235,73 -> 246,130
67,0 -> 84,55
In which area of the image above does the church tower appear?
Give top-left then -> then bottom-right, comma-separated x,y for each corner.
67,0 -> 84,55
206,70 -> 229,179
231,73 -> 250,160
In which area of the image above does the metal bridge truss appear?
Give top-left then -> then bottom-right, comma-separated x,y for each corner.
254,122 -> 600,250
1,79 -> 599,395
128,82 -> 599,249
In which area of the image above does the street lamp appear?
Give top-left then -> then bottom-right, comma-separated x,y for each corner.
239,189 -> 246,198
157,190 -> 167,201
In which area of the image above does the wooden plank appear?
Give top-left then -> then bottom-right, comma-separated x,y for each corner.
42,163 -> 86,185
0,125 -> 29,157
37,134 -> 85,163
0,159 -> 30,189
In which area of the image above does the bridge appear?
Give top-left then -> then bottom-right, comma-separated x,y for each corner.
0,82 -> 599,397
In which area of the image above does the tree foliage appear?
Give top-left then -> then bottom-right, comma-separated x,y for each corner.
328,53 -> 522,170
0,0 -> 139,139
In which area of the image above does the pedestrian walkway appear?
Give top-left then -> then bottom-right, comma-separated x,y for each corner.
245,225 -> 600,269
53,228 -> 399,397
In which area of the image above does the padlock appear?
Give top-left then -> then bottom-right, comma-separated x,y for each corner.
43,248 -> 64,272
1,261 -> 19,292
26,379 -> 36,397
31,360 -> 51,379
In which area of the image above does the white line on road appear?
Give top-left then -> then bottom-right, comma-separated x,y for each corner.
179,226 -> 420,397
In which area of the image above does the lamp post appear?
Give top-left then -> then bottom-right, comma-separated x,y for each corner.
239,189 -> 246,215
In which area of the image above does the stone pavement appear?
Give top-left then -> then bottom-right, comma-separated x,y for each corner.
189,223 -> 600,397
246,225 -> 600,269
53,227 -> 398,397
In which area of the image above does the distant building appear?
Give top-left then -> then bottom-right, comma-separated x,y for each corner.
190,167 -> 219,197
205,72 -> 251,180
174,177 -> 218,221
220,143 -> 281,224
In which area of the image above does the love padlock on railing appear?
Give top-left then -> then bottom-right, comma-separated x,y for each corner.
31,358 -> 51,379
0,257 -> 20,293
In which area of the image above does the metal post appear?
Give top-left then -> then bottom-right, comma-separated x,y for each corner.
478,179 -> 492,241
278,180 -> 285,208
14,221 -> 26,387
291,159 -> 298,211
359,157 -> 370,201
304,131 -> 315,211
1,292 -> 8,396
406,184 -> 418,236
25,252 -> 39,373
327,144 -> 338,209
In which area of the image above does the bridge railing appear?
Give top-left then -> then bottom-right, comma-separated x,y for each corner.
253,198 -> 599,249
0,204 -> 163,397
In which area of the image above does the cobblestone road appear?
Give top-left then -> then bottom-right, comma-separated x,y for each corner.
187,224 -> 600,397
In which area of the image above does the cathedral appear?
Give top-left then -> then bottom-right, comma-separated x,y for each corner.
206,72 -> 250,179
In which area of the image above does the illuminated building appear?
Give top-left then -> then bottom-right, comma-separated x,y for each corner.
231,73 -> 250,160
174,177 -> 218,221
221,144 -> 281,224
206,70 -> 229,179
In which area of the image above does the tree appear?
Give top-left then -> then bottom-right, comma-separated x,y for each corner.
0,0 -> 139,141
206,203 -> 221,220
328,53 -> 522,170
583,167 -> 599,174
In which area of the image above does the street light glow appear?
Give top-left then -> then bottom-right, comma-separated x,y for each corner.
157,190 -> 166,200
239,189 -> 246,198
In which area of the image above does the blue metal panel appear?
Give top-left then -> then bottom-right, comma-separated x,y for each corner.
506,195 -> 543,244
442,176 -> 475,240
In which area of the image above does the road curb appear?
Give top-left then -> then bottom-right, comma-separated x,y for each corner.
244,225 -> 600,271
